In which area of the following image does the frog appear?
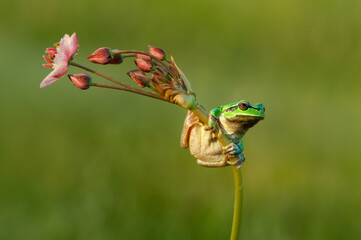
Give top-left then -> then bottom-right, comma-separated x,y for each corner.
180,100 -> 265,168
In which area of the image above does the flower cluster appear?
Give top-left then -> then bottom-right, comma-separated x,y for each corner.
40,33 -> 196,109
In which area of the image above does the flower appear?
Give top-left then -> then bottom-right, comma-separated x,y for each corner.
87,47 -> 123,64
40,33 -> 79,88
68,73 -> 92,90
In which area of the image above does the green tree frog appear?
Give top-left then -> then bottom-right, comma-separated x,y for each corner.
181,100 -> 265,168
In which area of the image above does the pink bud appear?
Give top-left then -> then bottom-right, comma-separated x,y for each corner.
68,73 -> 92,90
87,47 -> 112,64
134,58 -> 154,72
127,70 -> 149,87
151,71 -> 164,83
87,48 -> 123,64
148,45 -> 166,60
155,66 -> 167,76
136,53 -> 151,60
110,49 -> 123,64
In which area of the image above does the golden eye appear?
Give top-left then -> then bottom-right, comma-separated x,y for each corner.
239,101 -> 249,111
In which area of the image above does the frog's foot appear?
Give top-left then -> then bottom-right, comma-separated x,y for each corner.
227,153 -> 246,169
223,143 -> 242,158
204,125 -> 220,139
204,125 -> 215,132
223,143 -> 245,169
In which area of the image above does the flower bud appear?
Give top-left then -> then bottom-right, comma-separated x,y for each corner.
136,53 -> 151,60
148,45 -> 166,60
68,73 -> 92,90
134,58 -> 154,72
152,66 -> 169,83
127,70 -> 149,87
87,47 -> 112,64
155,66 -> 167,76
110,49 -> 123,64
151,71 -> 164,83
169,64 -> 180,78
87,47 -> 123,64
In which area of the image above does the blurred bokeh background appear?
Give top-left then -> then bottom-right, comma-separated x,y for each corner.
1,0 -> 361,239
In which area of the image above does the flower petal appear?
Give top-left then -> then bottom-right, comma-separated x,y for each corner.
53,33 -> 79,66
68,33 -> 79,57
40,64 -> 68,88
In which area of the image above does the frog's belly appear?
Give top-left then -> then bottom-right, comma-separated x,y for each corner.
188,125 -> 224,163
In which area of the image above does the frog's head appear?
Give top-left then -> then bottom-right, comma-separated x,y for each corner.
222,100 -> 265,128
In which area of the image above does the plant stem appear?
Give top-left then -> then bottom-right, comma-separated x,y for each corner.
69,62 -> 132,89
191,104 -> 244,240
230,166 -> 243,240
93,83 -> 169,103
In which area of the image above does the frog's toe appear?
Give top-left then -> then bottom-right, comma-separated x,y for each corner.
227,153 -> 246,168
223,143 -> 242,156
204,126 -> 214,131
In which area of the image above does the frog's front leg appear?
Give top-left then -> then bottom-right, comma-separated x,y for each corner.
204,107 -> 222,133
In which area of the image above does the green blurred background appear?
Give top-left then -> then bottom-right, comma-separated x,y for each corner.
1,0 -> 361,239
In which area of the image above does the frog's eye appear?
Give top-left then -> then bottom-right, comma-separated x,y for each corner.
239,101 -> 249,111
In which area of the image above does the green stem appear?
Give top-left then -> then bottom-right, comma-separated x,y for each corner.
230,166 -> 243,240
191,104 -> 244,240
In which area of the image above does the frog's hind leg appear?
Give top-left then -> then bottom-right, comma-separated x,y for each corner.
180,110 -> 202,149
196,157 -> 228,168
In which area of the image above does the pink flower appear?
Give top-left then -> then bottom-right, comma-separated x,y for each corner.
40,33 -> 79,88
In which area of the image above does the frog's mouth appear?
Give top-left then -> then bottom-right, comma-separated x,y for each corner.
226,115 -> 264,129
227,115 -> 264,122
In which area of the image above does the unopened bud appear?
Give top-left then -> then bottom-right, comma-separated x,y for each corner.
87,47 -> 123,64
155,66 -> 167,76
136,53 -> 151,60
152,71 -> 164,83
110,49 -> 123,64
134,58 -> 154,72
68,73 -> 92,90
127,70 -> 149,87
148,45 -> 166,60
152,66 -> 168,83
169,64 -> 180,78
